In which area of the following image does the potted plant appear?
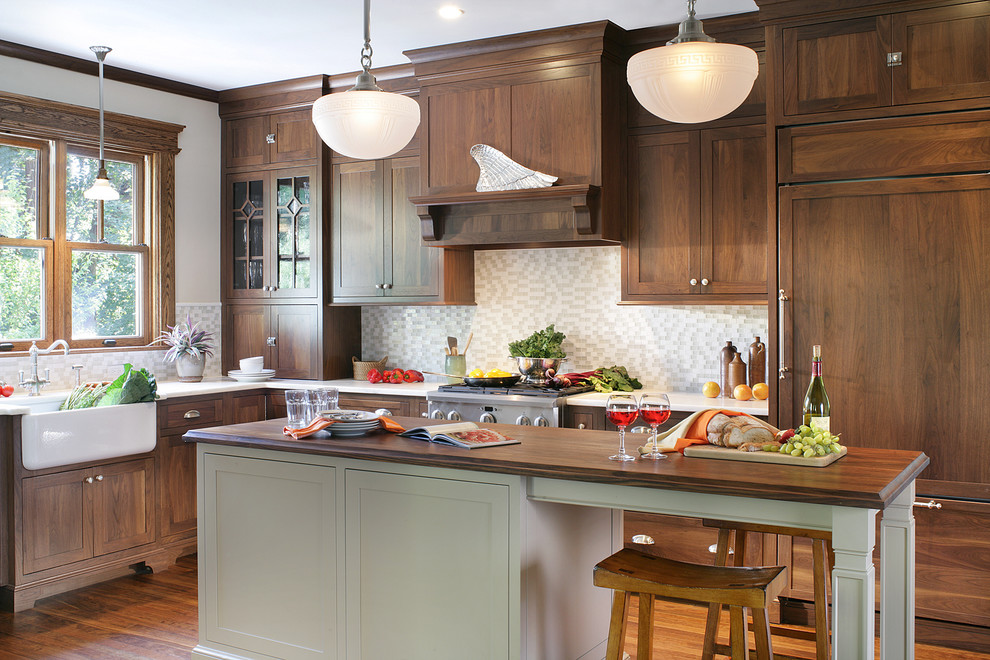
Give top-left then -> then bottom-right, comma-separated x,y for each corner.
154,316 -> 215,382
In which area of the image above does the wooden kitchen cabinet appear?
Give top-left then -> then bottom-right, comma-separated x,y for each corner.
331,156 -> 475,304
622,124 -> 767,304
21,458 -> 155,575
779,1 -> 990,119
223,108 -> 319,169
222,167 -> 317,300
563,405 -> 691,433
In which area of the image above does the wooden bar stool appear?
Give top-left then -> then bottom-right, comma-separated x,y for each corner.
701,519 -> 832,660
594,548 -> 787,660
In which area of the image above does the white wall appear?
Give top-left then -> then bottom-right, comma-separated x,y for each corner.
0,54 -> 220,304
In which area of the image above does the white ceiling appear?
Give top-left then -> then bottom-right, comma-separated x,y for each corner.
0,0 -> 757,91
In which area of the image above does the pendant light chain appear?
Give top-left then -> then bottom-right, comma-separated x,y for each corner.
360,0 -> 373,74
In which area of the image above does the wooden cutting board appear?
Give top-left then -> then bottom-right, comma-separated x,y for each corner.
683,444 -> 847,467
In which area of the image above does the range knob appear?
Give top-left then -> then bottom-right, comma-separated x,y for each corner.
516,415 -> 532,426
534,416 -> 550,427
480,412 -> 497,424
430,410 -> 445,420
447,411 -> 462,421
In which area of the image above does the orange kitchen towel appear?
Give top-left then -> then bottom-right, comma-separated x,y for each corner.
641,408 -> 774,454
283,415 -> 406,440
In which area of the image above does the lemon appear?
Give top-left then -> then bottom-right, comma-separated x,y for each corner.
702,381 -> 721,398
733,384 -> 753,401
752,382 -> 769,400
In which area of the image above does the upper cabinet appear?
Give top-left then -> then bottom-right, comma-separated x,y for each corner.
332,156 -> 474,304
778,1 -> 990,120
223,109 -> 319,169
222,167 -> 317,300
622,124 -> 767,304
405,22 -> 627,248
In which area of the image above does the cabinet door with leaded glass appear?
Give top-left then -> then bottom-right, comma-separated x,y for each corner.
270,168 -> 317,299
223,172 -> 268,299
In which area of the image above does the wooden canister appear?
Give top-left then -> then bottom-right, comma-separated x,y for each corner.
719,341 -> 737,396
748,337 -> 766,386
728,353 -> 747,397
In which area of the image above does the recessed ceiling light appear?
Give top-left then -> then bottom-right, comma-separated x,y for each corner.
438,5 -> 465,20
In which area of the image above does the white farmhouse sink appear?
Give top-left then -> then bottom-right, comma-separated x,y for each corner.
15,395 -> 157,470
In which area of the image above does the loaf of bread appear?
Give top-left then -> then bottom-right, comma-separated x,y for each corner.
706,414 -> 775,448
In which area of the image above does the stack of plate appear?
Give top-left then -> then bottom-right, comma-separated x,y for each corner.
320,409 -> 381,437
228,369 -> 276,383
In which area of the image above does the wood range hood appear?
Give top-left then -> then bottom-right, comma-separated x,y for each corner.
404,21 -> 628,249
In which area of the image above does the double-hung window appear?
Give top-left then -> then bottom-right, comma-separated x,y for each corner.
0,92 -> 179,352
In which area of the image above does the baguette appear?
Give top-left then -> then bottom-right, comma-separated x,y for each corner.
706,413 -> 775,448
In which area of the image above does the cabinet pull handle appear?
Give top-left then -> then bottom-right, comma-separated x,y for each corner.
267,336 -> 277,347
708,543 -> 734,555
887,52 -> 903,67
266,133 -> 276,144
183,410 -> 201,419
95,474 -> 103,482
84,476 -> 94,484
690,278 -> 698,286
778,289 -> 790,379
913,500 -> 942,509
701,278 -> 709,286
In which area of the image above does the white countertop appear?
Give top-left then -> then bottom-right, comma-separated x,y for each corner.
563,391 -> 769,415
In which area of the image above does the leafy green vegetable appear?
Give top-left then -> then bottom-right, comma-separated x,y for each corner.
508,324 -> 567,358
97,363 -> 158,406
59,364 -> 157,410
588,365 -> 643,393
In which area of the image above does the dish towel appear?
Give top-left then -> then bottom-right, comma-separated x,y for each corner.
283,415 -> 406,440
638,408 -> 778,455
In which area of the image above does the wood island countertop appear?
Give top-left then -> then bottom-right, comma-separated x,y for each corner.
184,416 -> 928,511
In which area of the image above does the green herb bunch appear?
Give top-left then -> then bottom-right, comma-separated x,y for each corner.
508,324 -> 567,359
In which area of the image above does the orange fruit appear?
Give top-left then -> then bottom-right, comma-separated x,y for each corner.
752,383 -> 769,400
733,384 -> 753,401
702,381 -> 720,398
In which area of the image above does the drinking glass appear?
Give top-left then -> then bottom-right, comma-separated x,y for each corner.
312,387 -> 339,414
639,393 -> 671,460
605,393 -> 639,461
285,389 -> 313,429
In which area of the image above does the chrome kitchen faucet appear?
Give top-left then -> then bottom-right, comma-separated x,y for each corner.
19,340 -> 70,396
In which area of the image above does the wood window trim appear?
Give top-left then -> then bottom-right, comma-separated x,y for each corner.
0,90 -> 182,352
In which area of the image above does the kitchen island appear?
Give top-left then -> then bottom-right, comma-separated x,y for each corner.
185,418 -> 927,660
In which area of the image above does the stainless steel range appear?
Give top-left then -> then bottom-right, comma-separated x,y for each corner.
427,383 -> 593,427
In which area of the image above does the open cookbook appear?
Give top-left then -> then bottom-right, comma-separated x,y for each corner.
399,422 -> 520,449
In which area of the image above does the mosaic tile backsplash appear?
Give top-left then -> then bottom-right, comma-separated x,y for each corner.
0,304 -> 222,392
362,246 -> 769,392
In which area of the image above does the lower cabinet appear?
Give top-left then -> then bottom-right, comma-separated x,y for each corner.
563,405 -> 691,432
21,458 -> 155,575
196,446 -> 615,660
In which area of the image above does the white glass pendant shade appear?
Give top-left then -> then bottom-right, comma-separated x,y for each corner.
312,89 -> 420,160
628,40 -> 758,124
83,172 -> 119,200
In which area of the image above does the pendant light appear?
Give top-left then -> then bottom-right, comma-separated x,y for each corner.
627,0 -> 758,124
311,0 -> 420,160
83,46 -> 119,201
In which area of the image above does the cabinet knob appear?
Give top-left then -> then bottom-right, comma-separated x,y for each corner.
267,336 -> 277,346
84,476 -> 94,484
701,278 -> 710,286
383,283 -> 392,290
887,52 -> 903,67
95,474 -> 103,482
266,133 -> 276,144
690,278 -> 698,286
183,410 -> 201,419
375,283 -> 384,289
269,285 -> 277,292
578,423 -> 586,430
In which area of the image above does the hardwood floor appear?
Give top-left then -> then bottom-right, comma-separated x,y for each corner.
0,555 -> 986,659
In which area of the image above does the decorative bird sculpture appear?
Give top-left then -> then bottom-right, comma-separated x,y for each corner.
470,144 -> 558,192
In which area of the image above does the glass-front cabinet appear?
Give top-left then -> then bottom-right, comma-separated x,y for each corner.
224,167 -> 317,300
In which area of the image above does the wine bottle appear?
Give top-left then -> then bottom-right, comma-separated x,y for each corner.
802,344 -> 830,431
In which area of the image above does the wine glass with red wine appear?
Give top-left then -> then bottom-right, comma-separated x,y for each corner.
605,393 -> 639,461
639,393 -> 671,460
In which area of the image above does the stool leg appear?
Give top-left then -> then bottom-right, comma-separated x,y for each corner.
702,528 -> 733,660
812,539 -> 830,660
729,605 -> 750,660
606,591 -> 631,660
752,607 -> 773,660
637,594 -> 654,660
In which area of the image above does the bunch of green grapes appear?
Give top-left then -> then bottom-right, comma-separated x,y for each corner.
778,425 -> 842,457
